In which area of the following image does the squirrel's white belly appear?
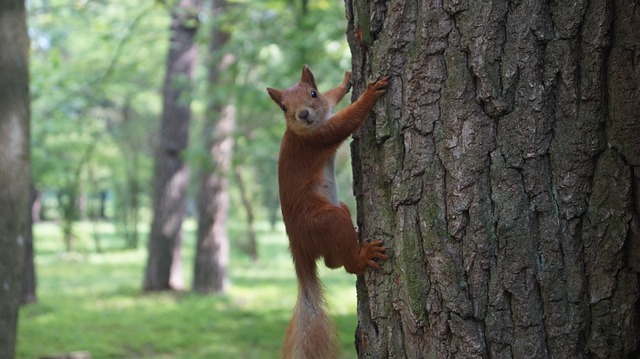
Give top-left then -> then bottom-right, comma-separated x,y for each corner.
314,154 -> 338,206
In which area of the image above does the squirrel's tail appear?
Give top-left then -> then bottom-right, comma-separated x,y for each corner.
282,258 -> 338,359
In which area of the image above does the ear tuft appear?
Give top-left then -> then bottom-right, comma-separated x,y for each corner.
300,65 -> 318,90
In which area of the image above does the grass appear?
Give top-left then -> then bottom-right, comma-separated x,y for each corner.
17,219 -> 359,359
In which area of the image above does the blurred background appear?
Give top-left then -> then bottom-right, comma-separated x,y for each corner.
19,0 -> 359,357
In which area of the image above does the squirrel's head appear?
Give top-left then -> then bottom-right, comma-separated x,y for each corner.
267,65 -> 331,136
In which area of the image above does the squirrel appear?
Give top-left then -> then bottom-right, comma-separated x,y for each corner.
266,65 -> 389,359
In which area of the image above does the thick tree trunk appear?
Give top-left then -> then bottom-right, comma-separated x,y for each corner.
193,0 -> 234,294
346,0 -> 639,358
144,0 -> 201,291
0,0 -> 30,356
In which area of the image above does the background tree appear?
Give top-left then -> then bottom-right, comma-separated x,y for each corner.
111,102 -> 150,249
346,0 -> 639,358
234,165 -> 258,261
193,0 -> 234,294
0,0 -> 30,356
21,182 -> 37,304
29,0 -> 166,250
144,0 -> 202,291
226,0 -> 357,231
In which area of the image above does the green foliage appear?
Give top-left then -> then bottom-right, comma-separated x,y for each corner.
29,0 -> 168,247
214,0 -> 354,221
23,1 -> 362,355
29,0 -> 356,246
17,220 -> 358,358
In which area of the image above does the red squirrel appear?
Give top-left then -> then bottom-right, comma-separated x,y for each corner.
267,65 -> 389,359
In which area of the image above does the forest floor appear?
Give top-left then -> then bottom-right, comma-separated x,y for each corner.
17,219 -> 358,359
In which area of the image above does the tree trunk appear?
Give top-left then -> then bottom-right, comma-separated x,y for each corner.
123,169 -> 141,249
22,182 -> 38,304
346,0 -> 640,358
98,190 -> 107,219
193,0 -> 234,294
0,0 -> 30,356
58,144 -> 93,252
144,0 -> 201,291
117,103 -> 142,249
235,166 -> 258,262
32,189 -> 42,222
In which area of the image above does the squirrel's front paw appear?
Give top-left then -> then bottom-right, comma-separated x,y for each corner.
360,240 -> 389,269
366,76 -> 389,95
342,71 -> 352,93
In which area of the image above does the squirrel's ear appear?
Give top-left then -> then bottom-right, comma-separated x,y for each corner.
300,65 -> 318,89
267,87 -> 283,107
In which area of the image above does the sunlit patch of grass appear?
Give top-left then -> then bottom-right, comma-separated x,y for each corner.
17,218 -> 360,359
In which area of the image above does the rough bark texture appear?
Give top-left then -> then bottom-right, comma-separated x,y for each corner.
346,0 -> 640,358
0,1 -> 30,357
144,0 -> 201,291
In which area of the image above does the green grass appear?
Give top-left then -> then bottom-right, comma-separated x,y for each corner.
17,219 -> 359,359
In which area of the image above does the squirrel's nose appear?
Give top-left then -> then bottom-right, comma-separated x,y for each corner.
297,109 -> 309,120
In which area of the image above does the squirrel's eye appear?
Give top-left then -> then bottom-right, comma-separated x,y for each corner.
310,90 -> 317,98
280,103 -> 287,112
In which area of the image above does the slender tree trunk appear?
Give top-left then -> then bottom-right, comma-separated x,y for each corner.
58,186 -> 78,252
32,189 -> 41,222
235,166 -> 258,262
193,0 -> 234,294
98,190 -> 107,219
0,0 -> 30,356
115,106 -> 141,249
144,0 -> 201,291
22,182 -> 37,304
125,168 -> 141,249
346,0 -> 639,358
58,144 -> 93,252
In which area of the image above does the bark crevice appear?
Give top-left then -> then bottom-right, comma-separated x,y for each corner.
349,0 -> 638,358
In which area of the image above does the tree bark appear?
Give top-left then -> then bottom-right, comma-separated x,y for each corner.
144,0 -> 201,291
0,0 -> 30,356
193,0 -> 234,294
346,0 -> 639,358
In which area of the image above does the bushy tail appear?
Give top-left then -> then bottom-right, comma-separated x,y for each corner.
283,260 -> 338,359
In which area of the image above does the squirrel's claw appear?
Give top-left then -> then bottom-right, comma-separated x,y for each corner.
360,240 -> 389,270
366,76 -> 389,94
